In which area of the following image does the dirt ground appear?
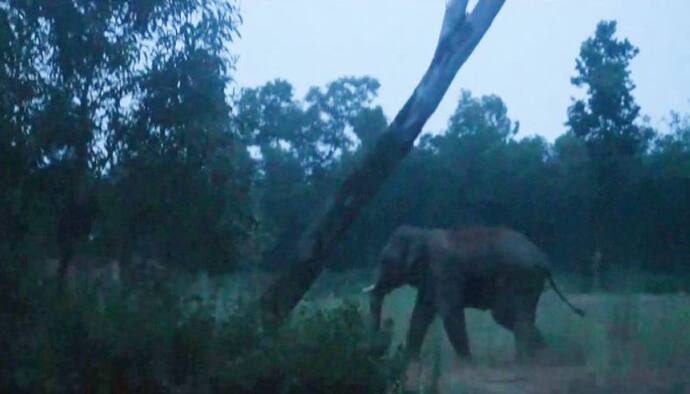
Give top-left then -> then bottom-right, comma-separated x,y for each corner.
386,293 -> 690,394
429,364 -> 690,394
401,354 -> 690,393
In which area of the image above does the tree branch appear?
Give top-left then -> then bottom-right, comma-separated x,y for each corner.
439,0 -> 469,43
259,0 -> 505,323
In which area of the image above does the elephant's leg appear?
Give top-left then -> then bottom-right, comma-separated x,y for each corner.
436,277 -> 471,359
491,306 -> 515,332
406,291 -> 436,360
526,324 -> 545,350
496,289 -> 544,360
441,309 -> 471,359
513,310 -> 545,360
491,275 -> 516,332
491,301 -> 522,360
492,284 -> 545,360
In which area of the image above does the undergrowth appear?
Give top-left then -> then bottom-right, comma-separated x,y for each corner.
2,275 -> 407,393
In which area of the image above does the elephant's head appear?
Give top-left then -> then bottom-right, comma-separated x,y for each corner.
363,226 -> 429,332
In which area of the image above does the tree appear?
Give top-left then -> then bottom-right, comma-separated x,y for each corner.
550,132 -> 596,266
566,20 -> 653,265
567,21 -> 649,158
0,1 -> 253,280
638,112 -> 690,270
260,0 -> 506,322
99,0 -> 253,274
236,77 -> 386,270
413,91 -> 516,228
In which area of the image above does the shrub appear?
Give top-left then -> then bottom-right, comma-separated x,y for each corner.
5,276 -> 405,393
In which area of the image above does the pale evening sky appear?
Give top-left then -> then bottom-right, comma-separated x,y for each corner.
232,1 -> 690,141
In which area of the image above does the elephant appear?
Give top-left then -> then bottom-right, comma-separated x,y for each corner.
364,225 -> 584,361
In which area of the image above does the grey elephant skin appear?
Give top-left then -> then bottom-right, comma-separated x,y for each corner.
365,225 -> 584,360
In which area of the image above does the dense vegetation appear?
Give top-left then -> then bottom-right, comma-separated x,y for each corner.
1,1 -> 689,391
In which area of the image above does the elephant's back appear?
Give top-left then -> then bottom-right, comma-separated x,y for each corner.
446,226 -> 550,273
445,226 -> 503,251
494,228 -> 550,271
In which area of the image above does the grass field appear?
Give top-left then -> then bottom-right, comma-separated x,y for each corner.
303,273 -> 690,393
194,270 -> 690,393
351,287 -> 690,393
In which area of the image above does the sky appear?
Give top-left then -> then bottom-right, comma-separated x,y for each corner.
231,0 -> 690,141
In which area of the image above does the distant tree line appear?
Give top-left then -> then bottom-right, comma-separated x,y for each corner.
2,3 -> 689,296
244,21 -> 690,278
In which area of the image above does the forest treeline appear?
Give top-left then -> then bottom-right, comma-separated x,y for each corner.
2,2 -> 689,287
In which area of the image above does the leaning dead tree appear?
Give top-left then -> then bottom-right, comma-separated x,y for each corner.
260,0 -> 506,322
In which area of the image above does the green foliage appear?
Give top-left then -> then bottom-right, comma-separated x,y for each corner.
237,77 -> 387,269
567,20 -> 649,158
8,281 -> 177,392
215,302 -> 405,394
0,0 -> 254,274
566,21 -> 646,263
3,279 -> 404,393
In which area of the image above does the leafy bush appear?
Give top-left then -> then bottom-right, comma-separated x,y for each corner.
213,302 -> 406,393
4,277 -> 405,393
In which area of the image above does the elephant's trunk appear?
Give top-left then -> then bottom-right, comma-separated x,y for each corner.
363,284 -> 385,333
364,260 -> 401,334
370,291 -> 384,333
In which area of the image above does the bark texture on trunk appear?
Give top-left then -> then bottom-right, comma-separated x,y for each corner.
260,0 -> 505,323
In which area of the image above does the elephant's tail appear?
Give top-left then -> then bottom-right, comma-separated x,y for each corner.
546,272 -> 585,317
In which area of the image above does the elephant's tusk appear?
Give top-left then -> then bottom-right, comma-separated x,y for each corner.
362,284 -> 376,293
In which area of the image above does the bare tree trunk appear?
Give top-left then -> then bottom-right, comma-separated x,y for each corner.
260,0 -> 505,322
